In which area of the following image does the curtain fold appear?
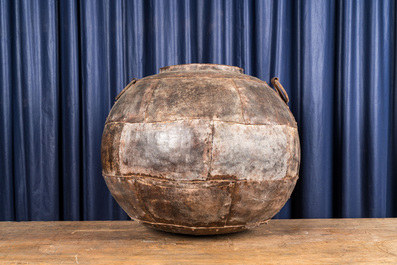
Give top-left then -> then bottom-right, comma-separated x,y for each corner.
59,0 -> 81,220
0,0 -> 14,221
1,0 -> 396,221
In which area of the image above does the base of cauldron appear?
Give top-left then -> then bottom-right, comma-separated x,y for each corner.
138,219 -> 271,235
139,220 -> 250,236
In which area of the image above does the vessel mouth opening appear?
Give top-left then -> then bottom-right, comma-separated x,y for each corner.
160,64 -> 244,74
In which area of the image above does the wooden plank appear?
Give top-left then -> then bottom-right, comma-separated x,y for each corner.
0,219 -> 396,264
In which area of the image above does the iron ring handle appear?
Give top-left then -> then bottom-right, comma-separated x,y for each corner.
271,77 -> 289,105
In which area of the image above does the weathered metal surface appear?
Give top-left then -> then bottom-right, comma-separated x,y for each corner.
233,79 -> 296,127
101,63 -> 301,235
211,122 -> 297,180
145,79 -> 244,123
103,174 -> 298,235
226,177 -> 298,226
117,120 -> 212,180
106,79 -> 158,124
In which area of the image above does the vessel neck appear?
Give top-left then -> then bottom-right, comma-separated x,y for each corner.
160,64 -> 244,74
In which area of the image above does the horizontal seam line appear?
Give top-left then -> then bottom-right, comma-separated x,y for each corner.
103,172 -> 299,182
105,119 -> 297,128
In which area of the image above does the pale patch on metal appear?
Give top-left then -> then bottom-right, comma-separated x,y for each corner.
210,122 -> 294,181
118,120 -> 212,180
286,128 -> 301,177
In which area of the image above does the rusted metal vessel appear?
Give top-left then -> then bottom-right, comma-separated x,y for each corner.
101,64 -> 300,235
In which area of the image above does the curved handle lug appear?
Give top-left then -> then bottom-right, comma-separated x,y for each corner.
271,77 -> 289,104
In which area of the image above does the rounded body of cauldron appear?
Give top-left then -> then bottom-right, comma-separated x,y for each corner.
101,64 -> 300,235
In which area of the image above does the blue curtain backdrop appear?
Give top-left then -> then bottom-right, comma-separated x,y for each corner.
1,0 -> 396,221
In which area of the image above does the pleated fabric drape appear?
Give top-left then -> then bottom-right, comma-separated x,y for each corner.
1,0 -> 396,221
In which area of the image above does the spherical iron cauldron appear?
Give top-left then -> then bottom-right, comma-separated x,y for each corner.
101,64 -> 300,235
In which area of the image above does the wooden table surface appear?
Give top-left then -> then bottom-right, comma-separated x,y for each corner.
0,219 -> 396,264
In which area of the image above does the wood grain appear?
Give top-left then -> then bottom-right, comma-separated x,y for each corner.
0,219 -> 396,264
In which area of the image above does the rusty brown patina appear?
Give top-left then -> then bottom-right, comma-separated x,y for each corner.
101,63 -> 300,235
